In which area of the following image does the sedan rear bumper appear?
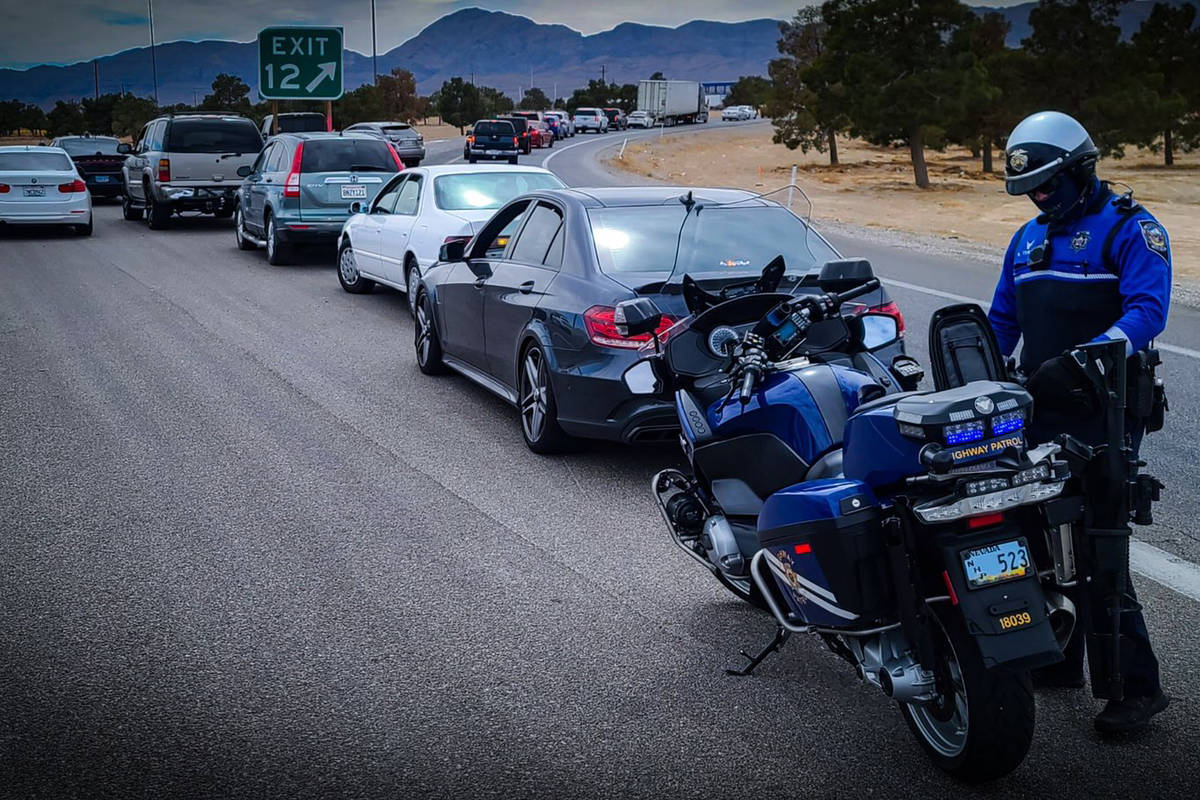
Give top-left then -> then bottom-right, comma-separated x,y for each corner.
549,353 -> 678,444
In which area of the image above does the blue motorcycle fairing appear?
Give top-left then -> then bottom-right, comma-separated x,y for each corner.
757,478 -> 879,532
707,363 -> 880,466
842,401 -> 925,487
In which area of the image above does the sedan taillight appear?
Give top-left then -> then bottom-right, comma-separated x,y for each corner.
0,183 -> 10,193
584,305 -> 676,349
58,179 -> 87,193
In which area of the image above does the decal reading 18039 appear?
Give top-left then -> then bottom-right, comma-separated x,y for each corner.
948,435 -> 1024,464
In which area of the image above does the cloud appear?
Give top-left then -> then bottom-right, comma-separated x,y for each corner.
101,12 -> 149,26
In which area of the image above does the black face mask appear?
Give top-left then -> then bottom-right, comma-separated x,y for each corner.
1029,170 -> 1087,221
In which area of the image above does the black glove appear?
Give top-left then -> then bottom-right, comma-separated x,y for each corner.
1027,353 -> 1098,417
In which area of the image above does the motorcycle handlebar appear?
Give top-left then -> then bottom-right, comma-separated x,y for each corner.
832,278 -> 881,307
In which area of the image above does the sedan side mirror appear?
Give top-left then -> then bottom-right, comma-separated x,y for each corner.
236,165 -> 252,178
349,201 -> 363,214
439,239 -> 467,262
614,297 -> 663,338
117,142 -> 132,155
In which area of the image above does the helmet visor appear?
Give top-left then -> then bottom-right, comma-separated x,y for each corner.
1005,156 -> 1064,196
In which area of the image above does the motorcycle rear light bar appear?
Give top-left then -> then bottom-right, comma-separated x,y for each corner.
914,479 -> 1066,523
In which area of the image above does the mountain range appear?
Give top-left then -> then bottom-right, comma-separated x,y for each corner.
1,3 -> 1192,109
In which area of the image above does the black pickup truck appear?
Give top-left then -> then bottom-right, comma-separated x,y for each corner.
463,120 -> 520,164
50,135 -> 129,199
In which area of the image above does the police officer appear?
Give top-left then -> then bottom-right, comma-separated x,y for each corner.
988,110 -> 1171,733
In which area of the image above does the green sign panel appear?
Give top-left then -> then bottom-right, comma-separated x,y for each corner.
257,26 -> 344,101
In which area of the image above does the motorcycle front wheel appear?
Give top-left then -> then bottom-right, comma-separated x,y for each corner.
900,610 -> 1035,783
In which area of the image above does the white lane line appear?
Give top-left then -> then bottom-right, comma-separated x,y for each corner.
1131,540 -> 1200,603
543,133 -> 630,173
880,277 -> 1198,362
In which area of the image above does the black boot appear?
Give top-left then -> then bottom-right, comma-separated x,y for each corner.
1094,690 -> 1169,734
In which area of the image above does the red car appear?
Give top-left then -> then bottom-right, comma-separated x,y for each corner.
526,120 -> 554,149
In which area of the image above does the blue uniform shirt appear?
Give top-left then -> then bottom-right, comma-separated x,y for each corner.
988,180 -> 1171,370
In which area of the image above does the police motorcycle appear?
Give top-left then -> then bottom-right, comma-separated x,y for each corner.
617,256 -> 1089,781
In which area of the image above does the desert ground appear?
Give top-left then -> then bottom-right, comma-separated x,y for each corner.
608,127 -> 1198,285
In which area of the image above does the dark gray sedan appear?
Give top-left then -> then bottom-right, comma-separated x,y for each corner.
411,187 -> 904,453
342,121 -> 425,167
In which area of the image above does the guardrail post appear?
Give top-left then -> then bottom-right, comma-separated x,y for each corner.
619,137 -> 627,159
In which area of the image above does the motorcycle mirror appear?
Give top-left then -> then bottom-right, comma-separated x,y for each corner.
614,297 -> 663,338
860,313 -> 900,351
622,359 -> 661,395
818,258 -> 875,293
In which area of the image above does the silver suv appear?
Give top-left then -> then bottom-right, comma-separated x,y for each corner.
121,113 -> 264,229
573,108 -> 609,134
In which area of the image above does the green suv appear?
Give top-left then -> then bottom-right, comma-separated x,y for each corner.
234,132 -> 402,265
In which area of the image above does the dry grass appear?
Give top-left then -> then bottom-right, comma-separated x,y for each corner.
608,129 -> 1199,282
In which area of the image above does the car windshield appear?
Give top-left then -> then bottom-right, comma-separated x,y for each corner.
165,120 -> 263,154
0,152 -> 74,171
433,172 -> 565,211
300,138 -> 397,172
587,202 -> 836,283
57,138 -> 122,156
576,108 -> 599,116
473,122 -> 514,136
276,115 -> 326,133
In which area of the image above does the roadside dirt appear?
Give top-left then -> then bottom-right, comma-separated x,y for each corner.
607,126 -> 1198,284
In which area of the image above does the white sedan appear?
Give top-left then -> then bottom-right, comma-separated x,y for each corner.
0,145 -> 93,235
627,111 -> 654,129
336,164 -> 566,310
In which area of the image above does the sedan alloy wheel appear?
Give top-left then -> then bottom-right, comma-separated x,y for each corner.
518,344 -> 568,453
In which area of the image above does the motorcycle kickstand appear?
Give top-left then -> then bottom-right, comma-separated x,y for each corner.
726,625 -> 792,677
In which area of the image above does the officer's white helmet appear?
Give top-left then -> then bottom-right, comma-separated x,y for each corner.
1004,111 -> 1099,196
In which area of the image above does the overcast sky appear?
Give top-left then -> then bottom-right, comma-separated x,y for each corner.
0,0 -> 1029,69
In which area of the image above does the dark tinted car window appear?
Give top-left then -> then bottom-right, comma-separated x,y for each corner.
510,203 -> 563,265
473,121 -> 515,137
165,120 -> 263,154
0,152 -> 74,171
381,125 -> 416,138
500,117 -> 528,133
277,114 -> 327,133
300,139 -> 396,172
57,137 -> 122,156
587,205 -> 837,276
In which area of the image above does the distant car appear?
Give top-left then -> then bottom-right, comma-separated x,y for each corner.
463,119 -> 522,164
573,108 -> 608,133
260,112 -> 328,138
626,111 -> 654,129
0,145 -> 93,235
335,164 -> 565,312
498,116 -> 534,154
50,135 -> 128,199
722,105 -> 755,121
542,114 -> 562,140
410,186 -> 902,453
121,112 -> 263,229
602,108 -> 628,131
544,111 -> 574,137
526,120 -> 553,149
234,131 -> 401,264
342,121 -> 426,167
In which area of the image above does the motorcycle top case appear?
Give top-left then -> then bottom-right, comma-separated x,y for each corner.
756,479 -> 893,627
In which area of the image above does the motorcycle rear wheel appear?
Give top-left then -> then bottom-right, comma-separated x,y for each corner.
900,610 -> 1035,783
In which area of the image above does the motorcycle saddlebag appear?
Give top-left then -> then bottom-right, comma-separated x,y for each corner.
755,479 -> 894,627
928,303 -> 1007,391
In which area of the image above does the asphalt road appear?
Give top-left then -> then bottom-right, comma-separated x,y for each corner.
2,121 -> 1197,799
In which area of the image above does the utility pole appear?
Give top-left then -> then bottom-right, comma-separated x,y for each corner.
600,65 -> 606,85
93,60 -> 100,100
147,0 -> 159,104
371,0 -> 378,84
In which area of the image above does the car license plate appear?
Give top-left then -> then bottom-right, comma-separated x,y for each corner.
485,149 -> 501,155
93,175 -> 110,183
23,187 -> 45,197
960,538 -> 1031,589
341,185 -> 367,199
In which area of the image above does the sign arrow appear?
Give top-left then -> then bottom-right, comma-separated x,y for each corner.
306,62 -> 337,93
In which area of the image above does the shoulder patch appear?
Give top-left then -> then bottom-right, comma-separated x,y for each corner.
1138,219 -> 1169,260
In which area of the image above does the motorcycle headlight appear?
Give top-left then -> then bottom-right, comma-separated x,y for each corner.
944,421 -> 985,445
991,410 -> 1025,436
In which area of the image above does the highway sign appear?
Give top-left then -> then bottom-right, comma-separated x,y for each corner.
257,26 -> 344,101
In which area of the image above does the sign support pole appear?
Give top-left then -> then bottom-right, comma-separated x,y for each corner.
325,101 -> 333,132
272,101 -> 278,135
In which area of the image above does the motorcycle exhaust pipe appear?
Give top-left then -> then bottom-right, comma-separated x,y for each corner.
1044,590 -> 1077,651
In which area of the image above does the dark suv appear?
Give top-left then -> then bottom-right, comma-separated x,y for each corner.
463,120 -> 520,164
498,116 -> 533,154
121,113 -> 263,229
